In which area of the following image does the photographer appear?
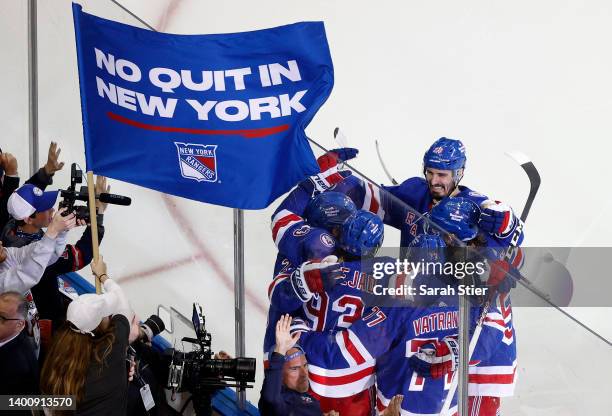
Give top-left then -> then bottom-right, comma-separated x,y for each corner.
41,256 -> 135,415
259,314 -> 324,416
2,176 -> 108,333
126,314 -> 168,416
0,142 -> 65,231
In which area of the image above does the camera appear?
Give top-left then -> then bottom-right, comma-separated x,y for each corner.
167,303 -> 256,415
58,163 -> 132,221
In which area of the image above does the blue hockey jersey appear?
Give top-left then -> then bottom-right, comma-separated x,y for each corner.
300,301 -> 509,415
265,256 -> 393,360
271,174 -> 524,253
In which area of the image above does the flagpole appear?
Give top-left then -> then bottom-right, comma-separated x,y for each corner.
233,208 -> 246,410
87,171 -> 101,294
27,0 -> 39,176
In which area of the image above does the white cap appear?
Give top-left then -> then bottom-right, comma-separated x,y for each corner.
66,291 -> 120,334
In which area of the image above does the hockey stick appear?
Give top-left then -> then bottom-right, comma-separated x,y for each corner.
505,151 -> 541,222
375,140 -> 399,185
441,151 -> 541,415
333,127 -> 349,148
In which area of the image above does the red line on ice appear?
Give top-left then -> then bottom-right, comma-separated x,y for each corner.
161,194 -> 268,315
156,0 -> 181,32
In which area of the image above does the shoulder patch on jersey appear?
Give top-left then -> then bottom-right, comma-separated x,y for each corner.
292,225 -> 312,237
468,191 -> 485,198
320,233 -> 335,248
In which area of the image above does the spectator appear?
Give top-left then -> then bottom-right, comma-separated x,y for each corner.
0,142 -> 65,231
41,256 -> 134,415
0,292 -> 39,396
0,208 -> 76,294
259,314 -> 326,416
2,176 -> 108,334
0,208 -> 76,358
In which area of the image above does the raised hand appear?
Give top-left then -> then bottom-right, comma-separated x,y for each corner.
0,152 -> 18,176
274,314 -> 301,355
44,141 -> 65,175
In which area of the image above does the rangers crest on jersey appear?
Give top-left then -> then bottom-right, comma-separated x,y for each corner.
175,142 -> 218,182
320,233 -> 335,247
293,225 -> 312,237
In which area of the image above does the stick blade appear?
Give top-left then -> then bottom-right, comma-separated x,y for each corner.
333,127 -> 349,148
505,150 -> 531,166
505,150 -> 541,221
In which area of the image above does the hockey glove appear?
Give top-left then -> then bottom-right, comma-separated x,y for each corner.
289,317 -> 312,336
487,259 -> 518,294
408,337 -> 459,379
478,200 -> 517,236
315,148 -> 359,188
290,255 -> 344,302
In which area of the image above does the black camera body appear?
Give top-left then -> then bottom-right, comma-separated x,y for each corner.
58,164 -> 90,221
167,303 -> 255,415
58,163 -> 131,221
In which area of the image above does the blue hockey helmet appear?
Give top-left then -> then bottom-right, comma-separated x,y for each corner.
339,210 -> 384,257
426,197 -> 480,241
304,192 -> 357,231
423,137 -> 467,185
406,233 -> 447,264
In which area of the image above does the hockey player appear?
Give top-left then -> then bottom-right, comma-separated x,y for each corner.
317,198 -> 519,415
266,210 -> 387,416
294,302 -> 466,415
271,149 -> 384,259
417,197 -> 521,415
272,191 -> 357,273
272,140 -> 524,255
382,137 -> 525,248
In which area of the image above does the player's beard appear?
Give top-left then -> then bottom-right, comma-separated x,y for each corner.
429,183 -> 449,201
296,377 -> 309,393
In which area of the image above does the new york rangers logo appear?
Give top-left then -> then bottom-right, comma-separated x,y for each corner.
175,142 -> 218,183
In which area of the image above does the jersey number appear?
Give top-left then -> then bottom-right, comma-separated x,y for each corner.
332,295 -> 364,328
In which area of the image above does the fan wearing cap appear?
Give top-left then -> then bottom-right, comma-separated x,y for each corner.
1,177 -> 108,335
0,142 -> 65,231
0,207 -> 77,295
5,184 -> 60,238
41,256 -> 135,415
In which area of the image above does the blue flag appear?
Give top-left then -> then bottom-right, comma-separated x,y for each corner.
72,3 -> 333,209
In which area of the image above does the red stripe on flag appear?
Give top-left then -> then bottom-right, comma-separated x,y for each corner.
342,331 -> 366,365
107,111 -> 289,138
309,366 -> 375,386
272,213 -> 302,241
